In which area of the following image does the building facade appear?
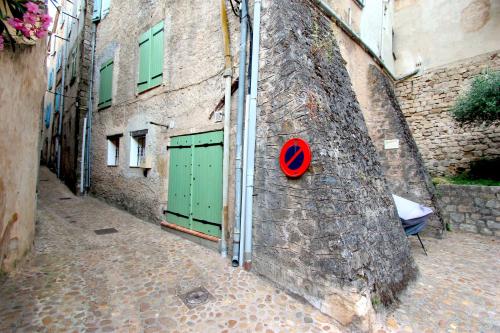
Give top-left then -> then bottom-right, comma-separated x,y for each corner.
87,0 -> 421,329
41,0 -> 94,194
0,32 -> 47,272
394,0 -> 500,176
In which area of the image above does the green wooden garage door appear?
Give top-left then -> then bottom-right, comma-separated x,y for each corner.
166,131 -> 223,238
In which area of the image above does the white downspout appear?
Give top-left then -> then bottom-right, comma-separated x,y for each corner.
242,0 -> 262,271
80,117 -> 87,193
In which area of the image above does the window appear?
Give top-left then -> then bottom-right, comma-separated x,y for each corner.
92,0 -> 110,22
98,59 -> 113,109
48,69 -> 54,91
56,50 -> 62,72
70,47 -> 77,82
55,85 -> 62,113
137,21 -> 164,93
44,104 -> 52,129
107,134 -> 121,166
129,130 -> 148,167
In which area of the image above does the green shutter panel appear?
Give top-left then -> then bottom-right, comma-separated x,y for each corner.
98,60 -> 113,109
166,135 -> 193,229
150,21 -> 164,89
92,0 -> 102,21
138,30 -> 151,93
101,0 -> 110,18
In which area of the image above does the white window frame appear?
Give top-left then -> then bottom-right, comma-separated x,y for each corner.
107,135 -> 121,166
129,131 -> 147,167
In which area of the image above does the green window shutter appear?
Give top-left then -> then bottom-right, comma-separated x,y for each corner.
138,30 -> 151,93
101,0 -> 110,18
149,21 -> 164,89
98,60 -> 113,109
92,0 -> 102,21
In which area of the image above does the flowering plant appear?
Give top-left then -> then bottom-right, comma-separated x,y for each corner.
0,0 -> 51,51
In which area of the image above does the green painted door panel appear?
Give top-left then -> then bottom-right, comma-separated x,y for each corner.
166,146 -> 192,229
166,131 -> 223,238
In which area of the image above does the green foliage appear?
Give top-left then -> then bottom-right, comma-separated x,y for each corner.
433,175 -> 500,187
451,71 -> 500,123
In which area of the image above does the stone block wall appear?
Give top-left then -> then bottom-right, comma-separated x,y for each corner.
437,185 -> 500,237
395,51 -> 500,176
253,0 -> 417,329
366,65 -> 443,237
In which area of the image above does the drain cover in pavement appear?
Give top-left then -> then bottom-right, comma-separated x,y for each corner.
94,228 -> 118,235
179,287 -> 213,309
59,197 -> 72,200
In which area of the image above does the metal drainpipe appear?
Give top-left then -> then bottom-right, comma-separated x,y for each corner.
232,0 -> 249,267
220,0 -> 233,258
85,23 -> 97,191
57,25 -> 68,178
313,0 -> 419,81
80,116 -> 87,193
242,0 -> 262,271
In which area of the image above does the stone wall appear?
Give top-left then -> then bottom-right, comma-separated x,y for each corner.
437,184 -> 499,236
396,51 -> 500,176
253,0 -> 417,329
0,42 -> 46,273
366,65 -> 443,236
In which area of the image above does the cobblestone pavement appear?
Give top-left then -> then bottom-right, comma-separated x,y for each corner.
1,167 -> 499,332
0,168 -> 342,333
374,233 -> 499,333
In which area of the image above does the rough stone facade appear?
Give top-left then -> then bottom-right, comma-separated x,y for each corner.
253,0 -> 417,329
437,184 -> 500,237
367,66 -> 443,236
0,42 -> 46,273
396,51 -> 500,176
41,0 -> 94,194
90,0 -> 240,225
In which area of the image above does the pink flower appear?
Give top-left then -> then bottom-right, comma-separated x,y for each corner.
7,18 -> 24,30
41,14 -> 52,29
20,26 -> 32,38
0,35 -> 4,51
35,29 -> 47,39
23,12 -> 37,25
25,2 -> 40,14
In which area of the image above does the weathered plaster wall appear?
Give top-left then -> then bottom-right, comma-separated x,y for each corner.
253,0 -> 417,329
90,0 -> 240,234
0,42 -> 46,272
437,185 -> 500,236
394,0 -> 500,76
396,52 -> 500,176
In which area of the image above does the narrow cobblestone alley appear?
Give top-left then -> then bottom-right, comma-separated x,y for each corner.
0,168 -> 343,333
1,168 -> 499,333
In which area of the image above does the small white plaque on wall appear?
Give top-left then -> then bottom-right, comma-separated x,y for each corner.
384,139 -> 400,150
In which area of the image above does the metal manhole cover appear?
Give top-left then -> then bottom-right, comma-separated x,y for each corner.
94,228 -> 118,235
179,287 -> 213,309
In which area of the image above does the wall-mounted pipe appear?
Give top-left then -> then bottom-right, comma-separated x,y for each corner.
80,117 -> 87,193
56,27 -> 69,178
84,22 -> 97,191
313,0 -> 419,81
241,0 -> 262,271
232,0 -> 249,267
220,0 -> 233,258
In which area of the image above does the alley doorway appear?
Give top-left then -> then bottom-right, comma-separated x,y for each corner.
165,131 -> 223,238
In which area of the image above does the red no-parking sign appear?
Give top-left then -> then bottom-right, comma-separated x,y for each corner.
279,138 -> 312,178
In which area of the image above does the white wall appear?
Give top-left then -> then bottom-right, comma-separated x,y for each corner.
393,0 -> 500,75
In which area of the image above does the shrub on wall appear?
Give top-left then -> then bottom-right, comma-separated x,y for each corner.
451,71 -> 500,123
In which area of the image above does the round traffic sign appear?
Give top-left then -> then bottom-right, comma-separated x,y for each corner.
279,138 -> 312,178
